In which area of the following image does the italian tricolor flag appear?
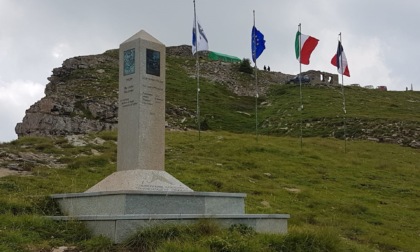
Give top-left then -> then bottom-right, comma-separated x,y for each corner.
295,31 -> 319,65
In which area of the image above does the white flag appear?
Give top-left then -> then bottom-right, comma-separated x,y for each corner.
192,17 -> 209,55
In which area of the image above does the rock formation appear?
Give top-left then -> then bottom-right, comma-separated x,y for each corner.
15,46 -> 290,137
16,50 -> 119,137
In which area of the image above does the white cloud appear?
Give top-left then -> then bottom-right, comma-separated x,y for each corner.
0,37 -> 13,58
51,43 -> 71,59
0,80 -> 44,143
348,37 -> 393,88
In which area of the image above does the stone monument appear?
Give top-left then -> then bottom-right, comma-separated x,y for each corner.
85,30 -> 192,193
50,30 -> 289,243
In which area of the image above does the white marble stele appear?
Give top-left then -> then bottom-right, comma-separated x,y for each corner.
89,29 -> 191,192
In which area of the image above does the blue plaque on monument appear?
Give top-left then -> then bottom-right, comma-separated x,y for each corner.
146,49 -> 160,76
123,48 -> 135,76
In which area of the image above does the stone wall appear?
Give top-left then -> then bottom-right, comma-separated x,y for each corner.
303,70 -> 339,85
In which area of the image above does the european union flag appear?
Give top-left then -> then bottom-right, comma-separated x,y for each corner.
251,26 -> 266,63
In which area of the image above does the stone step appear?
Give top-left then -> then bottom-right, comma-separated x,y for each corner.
51,190 -> 247,215
49,213 -> 290,243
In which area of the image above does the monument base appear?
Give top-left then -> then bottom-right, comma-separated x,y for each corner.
49,213 -> 290,244
50,190 -> 290,243
85,170 -> 193,193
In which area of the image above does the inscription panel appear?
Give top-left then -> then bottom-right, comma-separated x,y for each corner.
146,49 -> 160,76
140,77 -> 164,113
123,48 -> 135,76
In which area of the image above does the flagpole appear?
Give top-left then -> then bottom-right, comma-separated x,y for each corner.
193,0 -> 201,141
298,23 -> 303,151
253,10 -> 259,142
339,32 -> 347,153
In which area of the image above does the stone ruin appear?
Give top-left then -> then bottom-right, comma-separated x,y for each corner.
302,70 -> 339,85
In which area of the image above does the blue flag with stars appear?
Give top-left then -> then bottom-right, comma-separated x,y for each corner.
251,26 -> 266,63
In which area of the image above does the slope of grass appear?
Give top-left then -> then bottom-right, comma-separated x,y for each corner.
166,56 -> 257,132
0,131 -> 419,251
266,84 -> 420,121
260,84 -> 420,140
165,55 -> 420,144
168,131 -> 420,251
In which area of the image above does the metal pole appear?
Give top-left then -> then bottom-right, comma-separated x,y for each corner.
193,0 -> 201,140
339,33 -> 347,153
253,10 -> 259,142
298,23 -> 303,151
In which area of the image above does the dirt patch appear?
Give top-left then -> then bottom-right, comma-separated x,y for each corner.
0,168 -> 30,178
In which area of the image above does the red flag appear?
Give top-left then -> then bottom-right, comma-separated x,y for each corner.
295,31 -> 319,65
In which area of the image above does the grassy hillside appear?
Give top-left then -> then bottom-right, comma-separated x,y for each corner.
261,84 -> 420,139
164,54 -> 420,146
1,49 -> 419,251
0,131 -> 419,251
166,55 -> 257,132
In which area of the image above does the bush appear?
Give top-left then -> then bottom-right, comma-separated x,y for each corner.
67,156 -> 110,169
228,224 -> 255,236
238,58 -> 253,74
97,130 -> 117,141
267,228 -> 342,252
123,224 -> 184,251
80,236 -> 114,252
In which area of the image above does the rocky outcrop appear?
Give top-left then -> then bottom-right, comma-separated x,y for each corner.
166,45 -> 198,57
186,59 -> 290,97
15,46 -> 290,138
16,50 -> 119,137
0,149 -> 65,172
173,45 -> 292,97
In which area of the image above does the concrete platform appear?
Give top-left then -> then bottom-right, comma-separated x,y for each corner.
51,190 -> 246,215
50,190 -> 290,243
50,214 -> 290,243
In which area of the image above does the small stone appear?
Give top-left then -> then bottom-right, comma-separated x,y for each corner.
51,246 -> 68,252
91,149 -> 101,156
284,187 -> 301,193
261,200 -> 270,208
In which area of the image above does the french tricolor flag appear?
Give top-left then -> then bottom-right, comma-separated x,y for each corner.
331,41 -> 350,77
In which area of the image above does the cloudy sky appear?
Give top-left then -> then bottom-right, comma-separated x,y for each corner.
0,0 -> 418,142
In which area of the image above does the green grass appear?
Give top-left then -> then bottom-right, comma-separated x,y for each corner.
122,221 -> 348,252
261,85 -> 420,138
266,84 -> 420,121
166,131 -> 420,251
166,56 -> 257,132
1,49 -> 420,251
1,130 -> 418,251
